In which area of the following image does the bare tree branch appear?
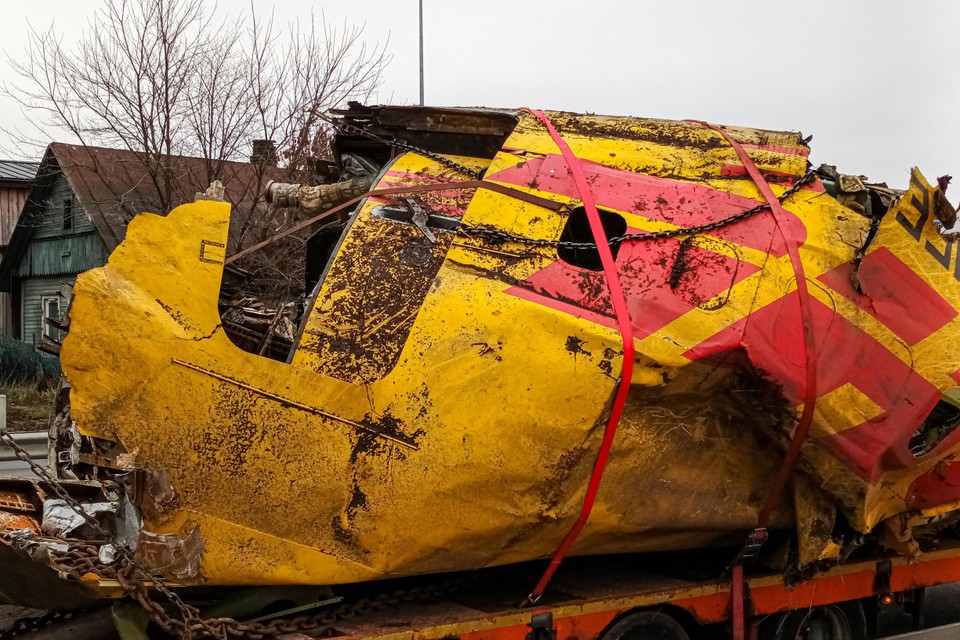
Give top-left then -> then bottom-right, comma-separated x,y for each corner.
4,0 -> 391,299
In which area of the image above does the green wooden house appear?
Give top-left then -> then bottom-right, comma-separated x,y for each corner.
0,143 -> 271,348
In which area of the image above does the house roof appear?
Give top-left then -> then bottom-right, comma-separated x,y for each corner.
0,160 -> 39,183
0,143 -> 275,289
49,143 -> 273,250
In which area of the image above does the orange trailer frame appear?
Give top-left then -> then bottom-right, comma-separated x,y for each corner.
318,543 -> 960,640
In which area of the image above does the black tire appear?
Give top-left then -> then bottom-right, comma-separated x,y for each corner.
601,610 -> 691,640
758,600 -> 870,640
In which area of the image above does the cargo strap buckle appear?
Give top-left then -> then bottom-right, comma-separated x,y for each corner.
731,527 -> 769,567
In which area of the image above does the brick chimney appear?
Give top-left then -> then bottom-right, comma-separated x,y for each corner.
250,139 -> 278,167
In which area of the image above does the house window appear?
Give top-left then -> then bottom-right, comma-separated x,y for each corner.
63,199 -> 73,231
41,296 -> 61,341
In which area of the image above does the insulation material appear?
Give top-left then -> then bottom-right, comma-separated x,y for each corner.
54,110 -> 960,588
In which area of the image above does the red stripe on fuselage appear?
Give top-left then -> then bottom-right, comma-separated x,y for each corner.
487,154 -> 808,257
818,247 -> 958,346
685,292 -> 941,482
507,227 -> 761,341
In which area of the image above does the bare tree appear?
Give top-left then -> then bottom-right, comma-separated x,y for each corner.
5,0 -> 389,228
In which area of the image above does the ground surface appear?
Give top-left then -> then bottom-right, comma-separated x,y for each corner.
0,384 -> 53,432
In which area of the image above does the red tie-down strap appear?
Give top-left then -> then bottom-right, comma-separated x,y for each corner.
522,109 -> 637,604
687,121 -> 820,640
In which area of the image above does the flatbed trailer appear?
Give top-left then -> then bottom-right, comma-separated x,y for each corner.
303,542 -> 960,640
4,539 -> 960,639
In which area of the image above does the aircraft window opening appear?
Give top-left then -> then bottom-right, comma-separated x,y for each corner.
556,206 -> 628,271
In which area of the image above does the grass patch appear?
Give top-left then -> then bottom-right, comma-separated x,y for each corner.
0,338 -> 60,431
0,337 -> 60,389
0,383 -> 55,433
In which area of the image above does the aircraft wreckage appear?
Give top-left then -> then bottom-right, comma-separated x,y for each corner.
2,105 -> 960,611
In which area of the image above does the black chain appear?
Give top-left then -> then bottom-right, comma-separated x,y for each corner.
333,119 -> 484,180
457,168 -> 818,249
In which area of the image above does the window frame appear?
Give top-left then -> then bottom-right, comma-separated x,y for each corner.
62,198 -> 73,231
40,295 -> 62,341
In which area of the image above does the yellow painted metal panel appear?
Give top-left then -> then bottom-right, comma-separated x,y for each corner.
58,111 -> 960,589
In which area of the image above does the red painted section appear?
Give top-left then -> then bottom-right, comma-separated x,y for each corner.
486,132 -> 957,504
378,169 -> 476,218
818,247 -> 958,346
685,293 -> 941,481
487,154 -> 808,257
952,367 -> 960,386
507,225 -> 761,340
907,462 -> 960,510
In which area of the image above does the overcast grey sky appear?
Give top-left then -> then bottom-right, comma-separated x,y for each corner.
0,0 -> 956,188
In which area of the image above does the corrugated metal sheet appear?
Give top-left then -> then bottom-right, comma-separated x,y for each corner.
0,430 -> 48,477
0,396 -> 49,477
0,161 -> 39,183
0,186 -> 31,246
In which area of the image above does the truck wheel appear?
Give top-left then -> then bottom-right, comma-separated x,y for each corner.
602,611 -> 690,640
758,600 -> 869,640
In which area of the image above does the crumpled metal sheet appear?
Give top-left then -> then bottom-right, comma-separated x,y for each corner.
57,110 -> 960,588
41,500 -> 115,537
135,525 -> 202,580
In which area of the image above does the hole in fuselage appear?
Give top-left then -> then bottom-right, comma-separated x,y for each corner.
910,392 -> 960,457
556,206 -> 627,271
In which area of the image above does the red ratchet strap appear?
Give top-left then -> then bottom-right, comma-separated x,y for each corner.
523,109 -> 636,605
688,121 -> 820,640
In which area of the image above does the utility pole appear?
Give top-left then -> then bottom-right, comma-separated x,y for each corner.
418,0 -> 424,106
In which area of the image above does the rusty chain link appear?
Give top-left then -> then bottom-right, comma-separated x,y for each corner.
0,427 -> 210,639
